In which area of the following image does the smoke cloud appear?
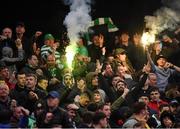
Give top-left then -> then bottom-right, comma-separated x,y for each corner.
63,0 -> 92,42
144,0 -> 180,35
63,0 -> 92,69
162,0 -> 180,12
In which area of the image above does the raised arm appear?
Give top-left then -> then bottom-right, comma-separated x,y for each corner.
111,88 -> 129,112
146,47 -> 156,72
146,47 -> 154,66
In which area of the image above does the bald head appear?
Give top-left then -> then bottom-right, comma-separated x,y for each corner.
47,54 -> 56,67
2,27 -> 12,39
0,82 -> 9,98
147,73 -> 157,87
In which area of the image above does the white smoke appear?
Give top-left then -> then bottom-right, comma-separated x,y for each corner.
63,0 -> 92,42
63,0 -> 92,69
162,0 -> 180,12
144,0 -> 180,35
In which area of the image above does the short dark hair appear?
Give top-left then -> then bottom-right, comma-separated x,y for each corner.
112,74 -> 121,80
26,73 -> 37,80
133,102 -> 146,114
98,102 -> 110,110
27,54 -> 37,60
115,80 -> 127,87
16,21 -> 25,27
87,102 -> 99,112
160,111 -> 175,127
150,87 -> 160,93
119,31 -> 129,36
15,71 -> 26,79
82,111 -> 94,124
76,76 -> 86,82
93,112 -> 106,125
138,92 -> 150,99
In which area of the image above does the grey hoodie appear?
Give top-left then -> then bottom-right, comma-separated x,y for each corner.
1,47 -> 24,62
1,47 -> 24,73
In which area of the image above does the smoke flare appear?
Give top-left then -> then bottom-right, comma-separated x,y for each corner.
63,0 -> 92,69
142,0 -> 180,47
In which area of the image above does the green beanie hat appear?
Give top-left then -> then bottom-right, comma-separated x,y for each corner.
115,48 -> 126,55
44,34 -> 54,41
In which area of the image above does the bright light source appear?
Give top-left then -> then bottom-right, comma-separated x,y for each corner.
65,43 -> 78,70
141,32 -> 155,48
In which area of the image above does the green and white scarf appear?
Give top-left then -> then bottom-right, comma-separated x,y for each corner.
90,17 -> 119,32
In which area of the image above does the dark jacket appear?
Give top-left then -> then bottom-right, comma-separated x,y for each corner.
9,84 -> 26,106
0,97 -> 12,124
43,66 -> 62,81
13,36 -> 32,58
104,73 -> 148,106
20,64 -> 38,74
37,107 -> 71,128
128,73 -> 148,104
13,36 -> 32,71
115,42 -> 134,62
130,44 -> 147,71
22,87 -> 46,112
87,44 -> 104,63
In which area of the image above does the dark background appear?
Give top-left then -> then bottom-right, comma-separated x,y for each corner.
0,0 -> 162,38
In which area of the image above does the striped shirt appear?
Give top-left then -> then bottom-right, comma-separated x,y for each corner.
41,45 -> 60,60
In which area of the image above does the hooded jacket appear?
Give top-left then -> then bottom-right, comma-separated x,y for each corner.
86,72 -> 98,91
1,47 -> 24,62
1,47 -> 24,73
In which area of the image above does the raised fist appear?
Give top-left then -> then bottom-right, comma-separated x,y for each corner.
35,31 -> 42,38
15,38 -> 22,49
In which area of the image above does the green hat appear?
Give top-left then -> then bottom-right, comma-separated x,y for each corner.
44,34 -> 54,41
115,48 -> 126,55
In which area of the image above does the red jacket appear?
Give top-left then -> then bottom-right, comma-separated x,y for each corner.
5,79 -> 15,90
148,100 -> 168,113
148,100 -> 168,112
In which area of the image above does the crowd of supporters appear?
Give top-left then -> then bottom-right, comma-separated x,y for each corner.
0,21 -> 180,128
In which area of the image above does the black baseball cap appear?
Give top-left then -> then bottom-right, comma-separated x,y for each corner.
156,54 -> 167,61
16,22 -> 25,27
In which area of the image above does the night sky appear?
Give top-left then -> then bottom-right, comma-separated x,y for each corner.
0,0 -> 162,37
